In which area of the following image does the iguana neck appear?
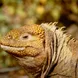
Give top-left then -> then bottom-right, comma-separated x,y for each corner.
49,29 -> 77,78
40,24 -> 68,78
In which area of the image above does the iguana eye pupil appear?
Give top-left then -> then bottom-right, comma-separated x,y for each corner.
23,35 -> 28,39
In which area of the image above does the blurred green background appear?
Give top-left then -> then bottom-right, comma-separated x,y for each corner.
0,0 -> 78,70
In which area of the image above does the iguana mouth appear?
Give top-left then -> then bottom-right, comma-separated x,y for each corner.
0,45 -> 41,57
0,45 -> 25,51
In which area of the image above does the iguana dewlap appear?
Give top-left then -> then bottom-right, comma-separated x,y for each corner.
0,23 -> 78,78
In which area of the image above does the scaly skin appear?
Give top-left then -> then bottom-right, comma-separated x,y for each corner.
0,23 -> 78,78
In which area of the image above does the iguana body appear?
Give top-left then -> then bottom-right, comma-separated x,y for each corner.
0,23 -> 78,78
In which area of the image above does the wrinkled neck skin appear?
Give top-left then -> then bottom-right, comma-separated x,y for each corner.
41,23 -> 78,78
49,32 -> 77,78
40,24 -> 67,78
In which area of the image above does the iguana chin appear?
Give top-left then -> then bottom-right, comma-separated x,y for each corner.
0,22 -> 78,78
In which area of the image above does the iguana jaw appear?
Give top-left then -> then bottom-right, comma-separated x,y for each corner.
0,44 -> 26,56
0,45 -> 25,51
0,44 -> 42,57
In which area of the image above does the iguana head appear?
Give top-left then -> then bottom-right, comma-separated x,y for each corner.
0,23 -> 61,77
0,24 -> 46,76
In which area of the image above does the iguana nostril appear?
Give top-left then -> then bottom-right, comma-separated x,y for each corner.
7,35 -> 12,39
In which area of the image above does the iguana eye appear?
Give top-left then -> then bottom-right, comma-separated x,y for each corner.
20,33 -> 32,41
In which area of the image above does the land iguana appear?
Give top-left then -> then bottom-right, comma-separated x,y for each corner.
0,22 -> 78,78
